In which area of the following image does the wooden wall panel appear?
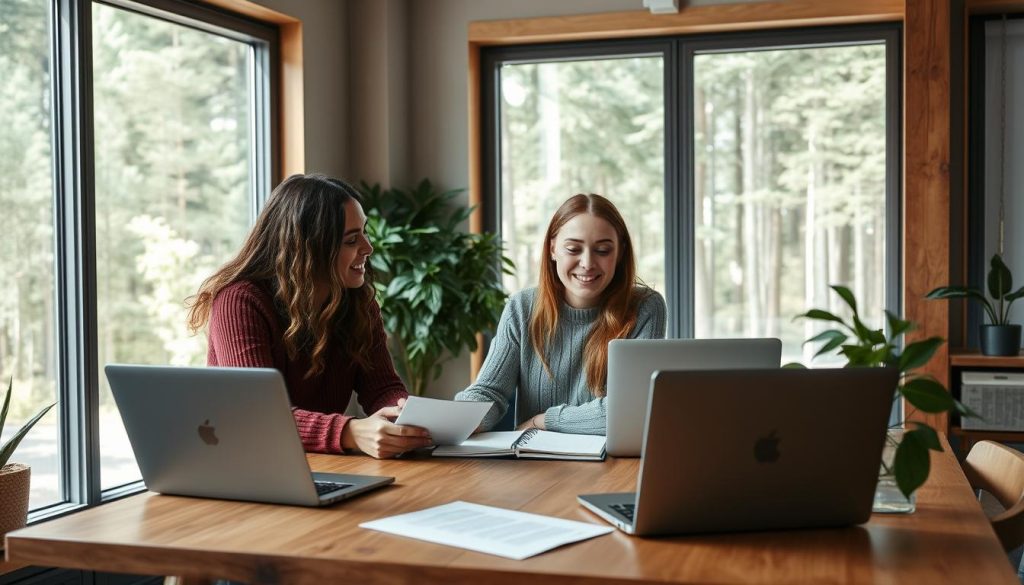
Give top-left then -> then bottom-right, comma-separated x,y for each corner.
904,0 -> 952,430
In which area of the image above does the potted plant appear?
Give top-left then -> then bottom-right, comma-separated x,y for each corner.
359,180 -> 514,396
794,285 -> 976,502
0,379 -> 56,540
927,253 -> 1024,356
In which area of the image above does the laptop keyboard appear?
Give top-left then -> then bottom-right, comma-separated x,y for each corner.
610,503 -> 635,521
314,480 -> 353,496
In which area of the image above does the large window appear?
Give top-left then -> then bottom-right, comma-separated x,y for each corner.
91,1 -> 258,490
0,0 -> 274,515
485,27 -> 900,365
496,55 -> 665,295
0,0 -> 60,509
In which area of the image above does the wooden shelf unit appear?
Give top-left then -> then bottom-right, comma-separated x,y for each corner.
947,350 -> 1024,457
949,351 -> 1024,368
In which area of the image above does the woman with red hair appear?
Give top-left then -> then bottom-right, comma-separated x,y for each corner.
455,194 -> 666,434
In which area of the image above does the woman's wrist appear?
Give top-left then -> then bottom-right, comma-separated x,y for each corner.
532,413 -> 547,430
340,418 -> 359,451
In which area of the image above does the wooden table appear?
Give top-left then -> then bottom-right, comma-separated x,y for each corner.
4,439 -> 1017,584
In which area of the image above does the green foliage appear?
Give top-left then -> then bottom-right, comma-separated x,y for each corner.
2,1 -> 252,404
0,379 -> 55,468
795,285 -> 977,498
927,254 -> 1024,325
360,180 -> 514,396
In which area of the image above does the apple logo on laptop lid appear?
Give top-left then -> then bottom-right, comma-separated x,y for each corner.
197,419 -> 219,446
754,430 -> 780,463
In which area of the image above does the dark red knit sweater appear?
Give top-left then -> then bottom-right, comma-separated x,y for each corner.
207,280 -> 408,454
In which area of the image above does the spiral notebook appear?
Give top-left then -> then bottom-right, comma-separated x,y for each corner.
432,429 -> 606,461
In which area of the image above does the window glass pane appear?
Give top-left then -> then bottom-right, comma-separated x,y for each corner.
92,3 -> 254,489
499,57 -> 665,296
693,44 -> 888,364
0,0 -> 62,510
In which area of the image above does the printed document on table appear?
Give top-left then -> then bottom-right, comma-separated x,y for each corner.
359,500 -> 613,560
394,396 -> 492,445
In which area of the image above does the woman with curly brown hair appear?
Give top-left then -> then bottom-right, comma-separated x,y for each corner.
187,174 -> 431,459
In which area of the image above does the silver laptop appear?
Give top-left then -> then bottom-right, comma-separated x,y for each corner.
606,338 -> 782,456
580,367 -> 898,536
105,364 -> 394,507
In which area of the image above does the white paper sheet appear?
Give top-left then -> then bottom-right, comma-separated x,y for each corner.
394,396 -> 492,445
359,501 -> 613,560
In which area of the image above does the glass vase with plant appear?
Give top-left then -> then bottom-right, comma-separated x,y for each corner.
792,285 -> 977,506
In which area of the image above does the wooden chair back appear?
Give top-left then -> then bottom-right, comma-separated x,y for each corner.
963,440 -> 1024,552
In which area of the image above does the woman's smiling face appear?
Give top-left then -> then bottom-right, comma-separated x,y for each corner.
549,213 -> 620,308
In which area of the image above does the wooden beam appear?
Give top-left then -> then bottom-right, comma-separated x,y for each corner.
967,0 -> 1024,14
904,0 -> 952,430
468,0 -> 903,46
468,41 -> 485,380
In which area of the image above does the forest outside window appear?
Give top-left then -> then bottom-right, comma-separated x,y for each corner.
0,0 -> 275,514
484,26 -> 900,365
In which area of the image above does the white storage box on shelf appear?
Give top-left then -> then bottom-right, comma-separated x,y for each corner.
960,371 -> 1024,431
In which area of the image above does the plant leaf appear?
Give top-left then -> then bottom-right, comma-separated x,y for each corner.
898,336 -> 944,371
831,285 -> 858,314
781,362 -> 807,369
1006,285 -> 1024,303
900,377 -> 954,413
0,378 -> 11,438
989,254 -> 1012,299
853,316 -> 886,346
893,429 -> 932,498
907,422 -> 943,451
803,329 -> 848,358
925,286 -> 971,299
0,401 -> 56,467
885,310 -> 915,339
954,399 -> 982,420
797,309 -> 846,326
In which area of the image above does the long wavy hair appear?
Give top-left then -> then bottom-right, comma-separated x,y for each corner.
187,174 -> 376,378
528,194 -> 644,396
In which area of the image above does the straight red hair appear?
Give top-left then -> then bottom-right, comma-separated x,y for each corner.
528,194 -> 644,396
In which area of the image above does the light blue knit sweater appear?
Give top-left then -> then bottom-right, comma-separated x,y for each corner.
454,287 -> 666,435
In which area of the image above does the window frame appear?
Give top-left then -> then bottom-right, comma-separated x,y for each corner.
32,0 -> 278,522
481,23 -> 903,339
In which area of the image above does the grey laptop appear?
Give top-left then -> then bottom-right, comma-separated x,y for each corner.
606,338 -> 782,456
580,367 -> 898,536
105,364 -> 394,507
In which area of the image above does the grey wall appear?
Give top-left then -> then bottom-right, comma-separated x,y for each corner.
252,0 -> 350,179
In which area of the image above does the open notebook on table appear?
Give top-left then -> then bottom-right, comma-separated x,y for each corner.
432,429 -> 606,461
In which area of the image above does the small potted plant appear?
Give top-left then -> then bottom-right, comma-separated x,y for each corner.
927,253 -> 1024,356
0,379 -> 56,540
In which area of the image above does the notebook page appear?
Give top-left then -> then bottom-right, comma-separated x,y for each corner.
432,431 -> 523,456
518,430 -> 606,457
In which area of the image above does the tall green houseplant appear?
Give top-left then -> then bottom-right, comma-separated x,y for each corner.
360,180 -> 513,396
794,285 -> 976,498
